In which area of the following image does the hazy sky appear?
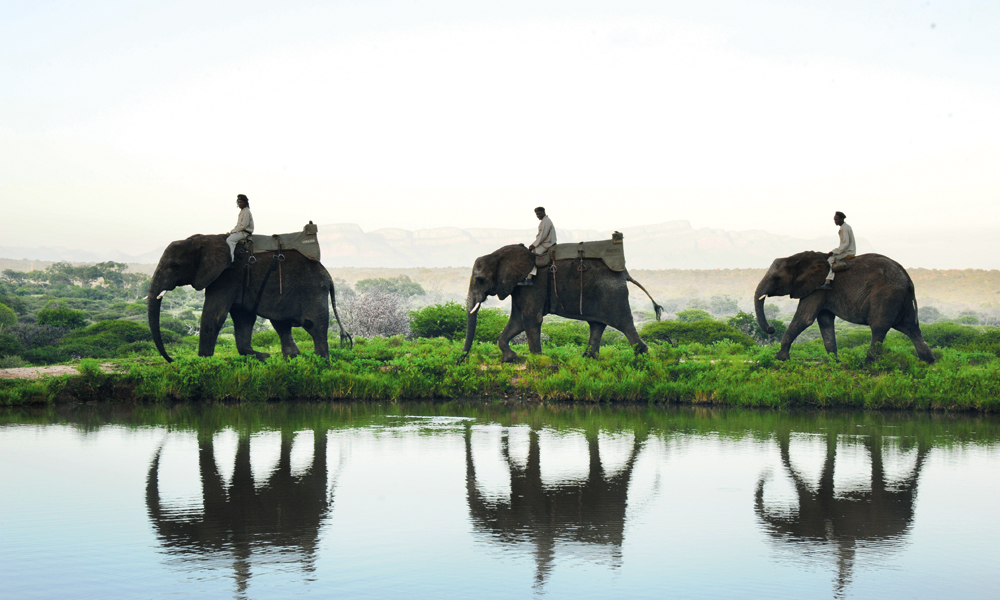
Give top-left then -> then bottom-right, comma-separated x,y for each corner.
2,1 -> 999,267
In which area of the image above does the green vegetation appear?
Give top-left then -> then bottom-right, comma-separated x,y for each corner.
355,275 -> 425,298
409,301 -> 506,341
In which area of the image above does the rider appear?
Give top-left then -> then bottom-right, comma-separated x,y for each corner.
818,211 -> 855,290
520,207 -> 556,286
226,194 -> 254,266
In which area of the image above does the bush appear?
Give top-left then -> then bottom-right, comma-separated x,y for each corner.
727,311 -> 786,345
956,315 -> 979,325
343,290 -> 410,338
675,309 -> 713,323
355,275 -> 425,298
543,321 -> 590,346
0,302 -> 16,331
59,319 -> 170,359
921,322 -> 981,349
709,295 -> 738,316
409,301 -> 507,342
919,306 -> 942,324
641,320 -> 755,347
8,323 -> 68,349
0,333 -> 22,356
160,316 -> 192,336
36,305 -> 89,329
253,330 -> 280,347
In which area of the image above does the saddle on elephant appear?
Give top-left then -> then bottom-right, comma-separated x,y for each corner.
239,221 -> 321,262
830,254 -> 855,273
534,231 -> 626,271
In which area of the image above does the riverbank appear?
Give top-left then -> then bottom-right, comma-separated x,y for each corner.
2,336 -> 998,411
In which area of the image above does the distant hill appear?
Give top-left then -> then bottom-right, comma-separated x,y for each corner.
316,220 -> 875,269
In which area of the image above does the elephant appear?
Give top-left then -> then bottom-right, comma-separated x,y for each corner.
464,423 -> 645,588
754,251 -> 934,362
755,428 -> 929,596
461,244 -> 662,363
146,429 -> 335,595
148,233 -> 351,363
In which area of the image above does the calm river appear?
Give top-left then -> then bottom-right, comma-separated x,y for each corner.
1,403 -> 998,599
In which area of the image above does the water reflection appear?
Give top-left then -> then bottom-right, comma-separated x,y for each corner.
755,429 -> 930,598
145,429 -> 335,596
464,424 -> 644,589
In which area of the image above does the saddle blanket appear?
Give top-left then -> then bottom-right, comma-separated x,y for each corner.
536,232 -> 626,272
243,222 -> 321,262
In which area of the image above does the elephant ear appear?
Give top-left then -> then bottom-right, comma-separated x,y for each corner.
192,237 -> 232,291
789,255 -> 829,299
496,245 -> 535,301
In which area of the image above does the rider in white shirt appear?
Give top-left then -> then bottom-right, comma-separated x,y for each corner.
819,211 -> 855,290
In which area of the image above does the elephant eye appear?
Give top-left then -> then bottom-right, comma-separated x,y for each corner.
475,276 -> 486,284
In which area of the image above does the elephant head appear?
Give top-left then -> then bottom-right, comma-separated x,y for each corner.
460,244 -> 534,357
148,234 -> 230,362
754,251 -> 828,334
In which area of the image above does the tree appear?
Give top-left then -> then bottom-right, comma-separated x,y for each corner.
709,294 -> 739,316
727,311 -> 786,345
354,275 -> 425,299
0,302 -> 16,332
343,290 -> 411,338
676,309 -> 713,323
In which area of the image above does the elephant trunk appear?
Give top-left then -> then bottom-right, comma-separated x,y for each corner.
754,277 -> 775,335
148,272 -> 174,363
460,293 -> 483,360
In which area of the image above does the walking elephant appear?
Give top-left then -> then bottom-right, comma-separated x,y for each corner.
148,233 -> 350,363
461,244 -> 662,363
754,251 -> 933,362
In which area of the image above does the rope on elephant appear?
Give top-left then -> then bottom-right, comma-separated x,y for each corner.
576,248 -> 588,314
548,248 -> 559,306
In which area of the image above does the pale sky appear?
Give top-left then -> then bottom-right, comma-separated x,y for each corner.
2,1 -> 999,267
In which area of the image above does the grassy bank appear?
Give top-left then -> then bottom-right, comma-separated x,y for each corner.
3,332 -> 999,411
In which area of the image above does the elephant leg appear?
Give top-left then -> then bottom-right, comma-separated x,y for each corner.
498,312 -> 526,363
617,318 -> 648,355
198,303 -> 229,357
894,321 -> 935,363
583,322 -> 607,358
817,310 -> 838,355
306,317 -> 330,359
270,320 -> 300,359
524,314 -> 544,355
777,299 -> 821,360
867,325 -> 891,362
233,311 -> 268,360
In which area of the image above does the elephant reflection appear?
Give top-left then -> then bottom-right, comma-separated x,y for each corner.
755,430 -> 930,597
464,425 -> 644,588
145,430 -> 334,595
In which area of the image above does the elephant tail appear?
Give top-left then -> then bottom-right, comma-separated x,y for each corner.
330,285 -> 353,349
626,273 -> 663,321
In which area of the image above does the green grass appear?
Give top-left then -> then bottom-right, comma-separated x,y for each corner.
3,331 -> 1000,411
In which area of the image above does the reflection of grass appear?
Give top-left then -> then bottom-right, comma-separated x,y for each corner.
3,401 -> 999,449
3,333 -> 1000,411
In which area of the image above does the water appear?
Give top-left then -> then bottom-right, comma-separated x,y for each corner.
1,403 -> 998,599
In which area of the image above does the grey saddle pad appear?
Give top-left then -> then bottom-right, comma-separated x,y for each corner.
245,224 -> 321,262
541,236 -> 626,272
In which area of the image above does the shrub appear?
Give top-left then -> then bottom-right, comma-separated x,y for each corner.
160,316 -> 192,336
956,315 -> 979,325
709,295 -> 739,316
343,290 -> 410,338
36,305 -> 89,329
727,311 -> 785,345
355,275 -> 425,298
641,320 -> 755,347
59,320 -> 170,359
0,333 -> 22,356
921,322 -> 981,349
409,301 -> 506,342
253,330 -> 280,347
919,306 -> 942,324
8,323 -> 68,349
0,302 -> 16,331
543,321 -> 590,346
675,309 -> 713,323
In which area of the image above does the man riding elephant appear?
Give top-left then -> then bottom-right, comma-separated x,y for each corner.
226,194 -> 254,266
818,211 -> 855,290
520,207 -> 556,286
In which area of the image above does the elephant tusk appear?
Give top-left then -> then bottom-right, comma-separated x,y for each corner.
141,296 -> 148,300
156,290 -> 167,299
758,294 -> 766,300
469,302 -> 481,314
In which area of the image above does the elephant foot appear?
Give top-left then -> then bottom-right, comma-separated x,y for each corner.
501,350 -> 521,364
776,350 -> 790,361
634,342 -> 648,355
254,351 -> 271,361
582,349 -> 599,359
